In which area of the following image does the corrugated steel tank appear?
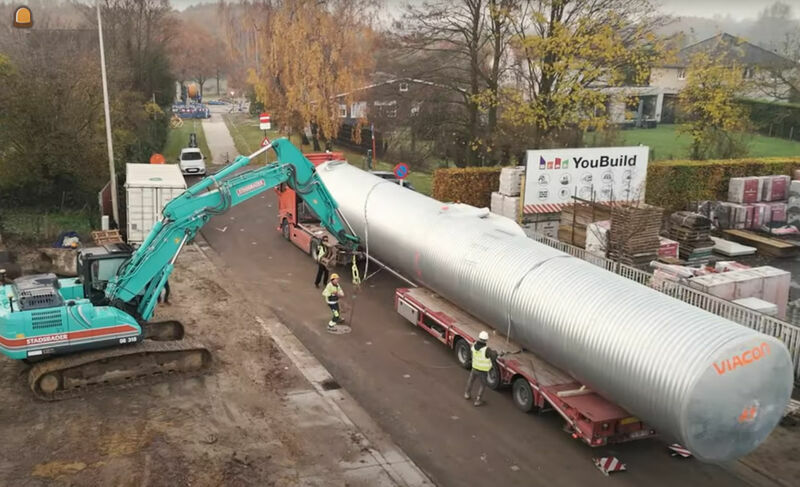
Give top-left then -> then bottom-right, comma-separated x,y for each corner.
317,161 -> 794,462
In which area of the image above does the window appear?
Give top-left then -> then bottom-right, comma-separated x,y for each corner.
350,101 -> 367,119
338,104 -> 347,118
374,100 -> 397,118
399,82 -> 409,92
678,69 -> 686,80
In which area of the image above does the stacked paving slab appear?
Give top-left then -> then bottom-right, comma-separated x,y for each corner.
607,204 -> 664,267
667,212 -> 715,265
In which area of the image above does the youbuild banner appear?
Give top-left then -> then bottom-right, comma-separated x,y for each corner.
523,146 -> 649,214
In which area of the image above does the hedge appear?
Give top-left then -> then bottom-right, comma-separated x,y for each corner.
432,167 -> 502,208
646,157 -> 800,211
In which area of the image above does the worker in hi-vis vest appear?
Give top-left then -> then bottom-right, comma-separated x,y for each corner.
464,331 -> 494,406
322,273 -> 345,329
314,236 -> 330,288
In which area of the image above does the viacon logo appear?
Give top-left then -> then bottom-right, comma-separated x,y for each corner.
539,156 -> 569,170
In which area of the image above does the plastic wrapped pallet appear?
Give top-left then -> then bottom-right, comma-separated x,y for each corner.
761,175 -> 790,202
658,237 -> 679,259
769,202 -> 787,223
733,297 -> 779,317
787,180 -> 800,227
498,166 -> 525,196
728,177 -> 761,203
490,192 -> 505,215
750,203 -> 770,229
502,194 -> 520,221
750,266 -> 790,319
688,274 -> 736,301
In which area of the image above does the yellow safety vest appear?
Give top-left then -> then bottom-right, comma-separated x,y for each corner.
316,244 -> 326,262
471,344 -> 492,372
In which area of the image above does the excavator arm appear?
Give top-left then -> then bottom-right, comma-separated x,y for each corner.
105,138 -> 359,321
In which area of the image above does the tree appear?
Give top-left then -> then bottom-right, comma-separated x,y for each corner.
398,0 -> 517,166
678,52 -> 750,160
223,0 -> 376,144
501,0 -> 668,149
169,22 -> 219,98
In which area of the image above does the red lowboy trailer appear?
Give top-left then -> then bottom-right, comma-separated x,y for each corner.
394,287 -> 657,448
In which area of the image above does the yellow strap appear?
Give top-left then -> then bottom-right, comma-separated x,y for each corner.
351,255 -> 361,287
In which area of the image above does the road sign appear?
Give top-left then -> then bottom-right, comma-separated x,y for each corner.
261,136 -> 271,147
259,113 -> 271,130
393,162 -> 409,180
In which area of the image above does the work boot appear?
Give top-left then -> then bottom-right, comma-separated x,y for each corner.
328,321 -> 336,329
464,393 -> 470,400
474,398 -> 483,407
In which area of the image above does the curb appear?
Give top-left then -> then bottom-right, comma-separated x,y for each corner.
192,238 -> 433,486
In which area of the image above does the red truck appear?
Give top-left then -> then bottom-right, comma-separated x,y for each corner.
394,287 -> 656,448
275,151 -> 352,266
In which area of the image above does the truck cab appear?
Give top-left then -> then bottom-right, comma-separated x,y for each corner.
76,244 -> 134,305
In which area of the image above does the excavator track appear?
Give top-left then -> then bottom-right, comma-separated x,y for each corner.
28,339 -> 212,401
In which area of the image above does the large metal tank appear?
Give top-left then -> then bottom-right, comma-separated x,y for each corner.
317,161 -> 794,462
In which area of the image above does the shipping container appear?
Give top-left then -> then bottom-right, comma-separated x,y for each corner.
124,164 -> 187,244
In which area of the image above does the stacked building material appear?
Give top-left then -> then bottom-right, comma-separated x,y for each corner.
667,211 -> 715,265
490,166 -> 525,222
607,204 -> 663,267
499,166 -> 525,196
558,203 -> 612,248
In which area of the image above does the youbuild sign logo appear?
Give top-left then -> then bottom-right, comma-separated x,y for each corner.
524,146 -> 649,212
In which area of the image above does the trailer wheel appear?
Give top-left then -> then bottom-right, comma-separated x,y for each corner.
512,377 -> 535,413
281,219 -> 290,240
454,338 -> 471,370
486,360 -> 502,390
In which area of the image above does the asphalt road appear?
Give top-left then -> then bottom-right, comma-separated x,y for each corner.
193,186 -> 779,487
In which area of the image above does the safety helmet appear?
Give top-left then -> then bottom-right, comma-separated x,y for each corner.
478,331 -> 489,341
330,273 -> 340,281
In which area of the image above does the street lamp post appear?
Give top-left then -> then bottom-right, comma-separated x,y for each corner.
97,1 -> 119,226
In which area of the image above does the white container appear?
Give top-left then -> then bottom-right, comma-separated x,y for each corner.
749,266 -> 790,319
125,164 -> 187,244
733,297 -> 779,317
535,220 -> 559,239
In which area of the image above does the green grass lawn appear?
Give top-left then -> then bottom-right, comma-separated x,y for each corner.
162,119 -> 213,164
608,124 -> 800,161
223,113 -> 434,194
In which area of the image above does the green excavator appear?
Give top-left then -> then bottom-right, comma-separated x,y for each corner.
0,139 -> 360,400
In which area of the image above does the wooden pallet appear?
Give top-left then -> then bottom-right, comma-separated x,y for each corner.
723,229 -> 798,258
91,230 -> 123,245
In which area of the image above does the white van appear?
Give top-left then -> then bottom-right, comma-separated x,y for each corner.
178,148 -> 206,175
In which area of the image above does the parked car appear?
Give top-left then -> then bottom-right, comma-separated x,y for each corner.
178,148 -> 206,175
370,171 -> 416,191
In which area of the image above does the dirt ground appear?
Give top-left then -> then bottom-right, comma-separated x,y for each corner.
0,244 -> 410,486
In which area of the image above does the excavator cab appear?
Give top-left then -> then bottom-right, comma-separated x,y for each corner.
76,243 -> 133,305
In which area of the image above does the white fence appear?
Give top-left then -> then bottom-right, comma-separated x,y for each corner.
529,233 -> 800,383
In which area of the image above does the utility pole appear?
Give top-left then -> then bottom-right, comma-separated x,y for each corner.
97,1 -> 119,226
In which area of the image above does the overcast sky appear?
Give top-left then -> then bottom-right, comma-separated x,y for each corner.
172,0 -> 792,21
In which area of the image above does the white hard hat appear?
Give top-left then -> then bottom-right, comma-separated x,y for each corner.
478,331 -> 489,341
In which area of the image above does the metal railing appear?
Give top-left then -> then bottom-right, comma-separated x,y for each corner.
529,233 -> 800,383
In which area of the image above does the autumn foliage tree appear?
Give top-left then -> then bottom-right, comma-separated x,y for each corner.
169,22 -> 219,98
222,0 -> 375,143
502,0 -> 668,149
678,52 -> 751,160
